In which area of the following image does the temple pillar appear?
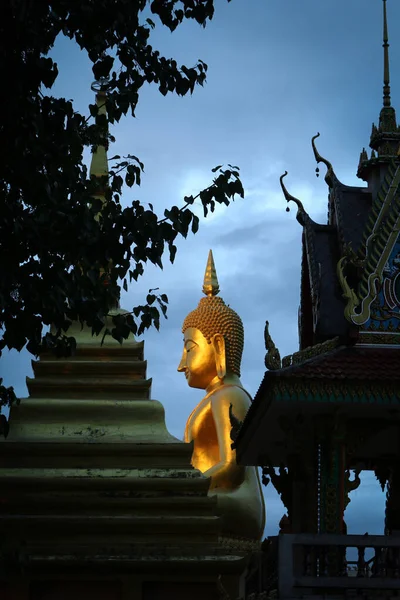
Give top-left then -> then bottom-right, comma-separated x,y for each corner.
319,441 -> 346,534
317,416 -> 346,535
289,449 -> 318,534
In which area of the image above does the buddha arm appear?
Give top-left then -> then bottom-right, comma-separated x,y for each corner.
204,390 -> 246,491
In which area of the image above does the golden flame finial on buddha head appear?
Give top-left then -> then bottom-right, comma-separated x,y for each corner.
180,250 -> 244,383
202,248 -> 220,297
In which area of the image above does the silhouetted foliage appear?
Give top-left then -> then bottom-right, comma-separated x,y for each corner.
0,0 -> 243,412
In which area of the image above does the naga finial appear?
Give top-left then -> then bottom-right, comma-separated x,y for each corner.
280,171 -> 307,225
311,132 -> 337,186
264,320 -> 281,371
202,249 -> 220,297
336,255 -> 361,323
383,0 -> 391,108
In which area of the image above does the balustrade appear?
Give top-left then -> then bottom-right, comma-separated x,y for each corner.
278,534 -> 400,599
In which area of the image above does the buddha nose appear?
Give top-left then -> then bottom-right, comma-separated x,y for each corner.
177,351 -> 186,372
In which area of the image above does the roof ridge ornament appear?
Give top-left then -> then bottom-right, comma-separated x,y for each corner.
202,249 -> 220,297
382,0 -> 391,108
281,336 -> 341,369
280,171 -> 307,225
264,321 -> 281,371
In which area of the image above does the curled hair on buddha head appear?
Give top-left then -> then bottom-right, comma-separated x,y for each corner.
182,250 -> 244,377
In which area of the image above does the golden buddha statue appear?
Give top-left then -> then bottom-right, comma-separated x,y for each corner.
178,250 -> 265,540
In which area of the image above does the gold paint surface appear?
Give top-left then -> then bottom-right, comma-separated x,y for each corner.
202,249 -> 220,297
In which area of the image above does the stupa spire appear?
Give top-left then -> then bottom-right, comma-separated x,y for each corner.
202,249 -> 220,297
89,77 -> 119,308
90,78 -> 109,185
382,0 -> 391,108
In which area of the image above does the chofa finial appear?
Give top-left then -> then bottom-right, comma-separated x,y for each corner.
382,0 -> 391,108
280,171 -> 307,225
202,249 -> 220,297
264,320 -> 282,371
311,132 -> 337,186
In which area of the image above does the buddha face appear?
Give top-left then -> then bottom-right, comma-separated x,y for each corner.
178,327 -> 222,390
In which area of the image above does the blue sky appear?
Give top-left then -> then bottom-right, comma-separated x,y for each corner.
2,0 -> 400,536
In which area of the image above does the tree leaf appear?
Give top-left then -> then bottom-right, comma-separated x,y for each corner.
0,0 -> 242,410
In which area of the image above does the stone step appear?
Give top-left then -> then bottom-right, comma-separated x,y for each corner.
0,470 -> 210,493
2,542 -> 246,574
0,513 -> 222,539
3,397 -> 177,443
26,376 -> 152,398
40,341 -> 145,361
1,494 -> 217,516
0,441 -> 194,469
32,359 -> 147,379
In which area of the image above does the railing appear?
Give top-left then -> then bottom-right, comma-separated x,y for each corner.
278,533 -> 400,599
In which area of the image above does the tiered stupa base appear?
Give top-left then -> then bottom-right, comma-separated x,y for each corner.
0,324 -> 250,599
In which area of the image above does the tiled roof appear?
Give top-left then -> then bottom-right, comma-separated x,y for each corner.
276,345 -> 400,381
235,344 -> 400,460
332,183 -> 371,254
310,225 -> 349,338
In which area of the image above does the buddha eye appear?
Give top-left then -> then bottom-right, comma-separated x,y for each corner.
185,341 -> 196,353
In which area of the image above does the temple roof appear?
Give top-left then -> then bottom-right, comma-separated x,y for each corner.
281,123 -> 400,346
235,343 -> 400,466
329,182 -> 372,253
281,0 -> 400,347
263,345 -> 400,382
302,217 -> 348,339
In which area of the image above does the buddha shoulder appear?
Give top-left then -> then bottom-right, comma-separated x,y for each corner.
209,385 -> 251,422
185,385 -> 250,441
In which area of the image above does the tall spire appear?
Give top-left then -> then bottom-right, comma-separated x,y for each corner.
89,78 -> 119,308
382,0 -> 391,108
357,0 -> 400,181
90,78 -> 109,184
202,250 -> 220,297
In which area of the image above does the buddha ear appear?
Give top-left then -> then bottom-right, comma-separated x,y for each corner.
212,333 -> 226,379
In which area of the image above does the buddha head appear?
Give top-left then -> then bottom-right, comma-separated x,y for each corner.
178,251 -> 244,390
